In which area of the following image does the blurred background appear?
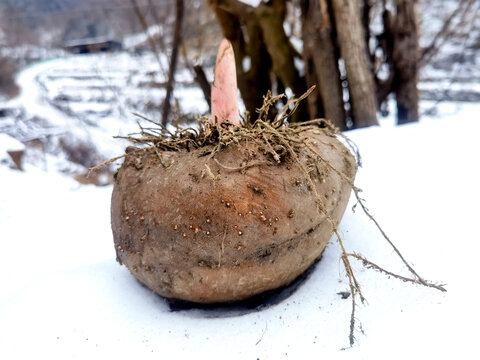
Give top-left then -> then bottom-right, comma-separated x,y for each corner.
0,0 -> 479,184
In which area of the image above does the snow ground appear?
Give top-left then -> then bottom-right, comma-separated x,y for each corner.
1,101 -> 480,359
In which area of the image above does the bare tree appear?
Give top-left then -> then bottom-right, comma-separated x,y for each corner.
207,0 -> 381,128
161,0 -> 184,126
205,0 -> 440,128
301,0 -> 345,129
330,0 -> 378,127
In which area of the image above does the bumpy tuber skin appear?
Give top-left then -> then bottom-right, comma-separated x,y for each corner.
111,130 -> 356,303
211,39 -> 240,125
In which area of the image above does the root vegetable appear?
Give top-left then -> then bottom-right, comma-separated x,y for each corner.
111,127 -> 356,303
110,39 -> 356,303
101,39 -> 445,345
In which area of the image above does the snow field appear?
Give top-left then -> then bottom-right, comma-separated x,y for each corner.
1,101 -> 480,359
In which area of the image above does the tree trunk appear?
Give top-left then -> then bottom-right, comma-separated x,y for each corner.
330,0 -> 378,128
206,0 -> 413,128
254,1 -> 303,96
193,65 -> 212,112
243,20 -> 272,119
207,0 -> 271,119
303,52 -> 324,122
254,0 -> 307,122
361,0 -> 374,64
209,0 -> 308,122
302,0 -> 345,129
161,0 -> 184,126
392,0 -> 419,124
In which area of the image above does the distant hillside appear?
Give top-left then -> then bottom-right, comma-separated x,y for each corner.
0,0 -> 79,15
0,0 -> 167,46
0,0 -> 160,17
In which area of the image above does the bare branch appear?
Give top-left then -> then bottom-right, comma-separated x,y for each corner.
193,65 -> 212,112
420,0 -> 475,67
129,0 -> 167,78
161,0 -> 184,126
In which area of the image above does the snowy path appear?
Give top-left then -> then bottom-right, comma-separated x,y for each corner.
1,103 -> 480,359
3,53 -> 209,166
15,59 -> 75,128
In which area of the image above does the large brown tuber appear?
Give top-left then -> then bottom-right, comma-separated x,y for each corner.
111,125 -> 356,303
105,40 -> 444,347
111,39 -> 356,303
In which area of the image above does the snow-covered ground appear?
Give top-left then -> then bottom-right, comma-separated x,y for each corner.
1,99 -> 479,359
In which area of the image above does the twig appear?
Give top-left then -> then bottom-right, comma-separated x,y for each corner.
347,252 -> 446,289
132,112 -> 174,137
272,85 -> 316,127
255,322 -> 268,345
420,0 -> 475,67
88,145 -> 155,173
130,0 -> 167,79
